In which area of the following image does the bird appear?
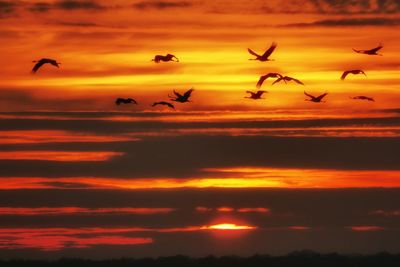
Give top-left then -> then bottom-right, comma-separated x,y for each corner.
152,101 -> 175,109
350,96 -> 375,102
169,88 -> 194,103
248,42 -> 277,61
304,91 -> 328,103
256,73 -> 283,88
115,98 -> 137,105
31,58 -> 61,73
245,90 -> 267,100
151,54 -> 179,63
341,69 -> 367,80
353,44 -> 383,56
272,76 -> 304,85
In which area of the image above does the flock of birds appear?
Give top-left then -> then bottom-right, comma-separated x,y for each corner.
31,43 -> 383,109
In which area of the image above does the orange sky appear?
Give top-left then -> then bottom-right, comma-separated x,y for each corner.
0,0 -> 400,257
0,0 -> 400,111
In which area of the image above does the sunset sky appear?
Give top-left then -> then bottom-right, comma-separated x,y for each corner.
0,0 -> 400,259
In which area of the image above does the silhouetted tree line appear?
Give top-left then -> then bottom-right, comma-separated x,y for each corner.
1,251 -> 400,267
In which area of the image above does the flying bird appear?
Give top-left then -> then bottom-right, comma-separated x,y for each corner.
152,101 -> 175,109
341,69 -> 367,80
353,44 -> 383,56
152,54 -> 179,63
169,88 -> 194,103
31,58 -> 61,73
350,96 -> 375,102
115,98 -> 137,105
245,90 -> 267,100
304,91 -> 328,103
272,76 -> 304,85
248,42 -> 277,61
256,73 -> 283,88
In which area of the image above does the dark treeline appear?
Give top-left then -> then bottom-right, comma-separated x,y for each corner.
1,252 -> 400,267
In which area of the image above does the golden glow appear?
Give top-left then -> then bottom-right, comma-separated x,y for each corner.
202,223 -> 256,230
2,166 -> 400,190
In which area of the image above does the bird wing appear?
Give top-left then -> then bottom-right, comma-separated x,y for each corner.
256,75 -> 268,88
368,45 -> 383,53
167,102 -> 175,109
246,91 -> 254,95
304,91 -> 315,99
132,99 -> 138,104
183,88 -> 194,99
341,71 -> 350,80
173,90 -> 183,98
272,77 -> 283,85
256,90 -> 267,97
316,93 -> 328,101
291,78 -> 304,85
31,61 -> 45,73
151,102 -> 159,107
262,42 -> 277,58
247,48 -> 260,57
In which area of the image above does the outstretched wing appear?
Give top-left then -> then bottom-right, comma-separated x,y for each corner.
166,102 -> 175,109
173,90 -> 183,98
247,48 -> 260,57
262,42 -> 277,58
183,88 -> 194,99
31,61 -> 45,73
256,90 -> 267,97
341,71 -> 350,80
272,77 -> 283,85
316,93 -> 328,101
256,75 -> 268,88
291,78 -> 304,85
368,45 -> 383,53
304,91 -> 315,99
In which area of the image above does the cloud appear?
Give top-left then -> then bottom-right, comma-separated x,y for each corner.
29,2 -> 52,12
54,0 -> 105,10
29,0 -> 106,13
0,1 -> 16,17
282,17 -> 400,27
133,1 -> 192,9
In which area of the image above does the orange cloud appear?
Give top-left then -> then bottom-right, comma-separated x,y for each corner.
349,226 -> 385,232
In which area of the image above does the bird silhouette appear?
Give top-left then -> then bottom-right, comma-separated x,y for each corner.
152,101 -> 175,109
169,88 -> 194,103
152,54 -> 179,63
31,58 -> 60,73
245,90 -> 267,100
273,76 -> 304,85
115,98 -> 137,105
248,42 -> 277,61
341,69 -> 367,80
304,91 -> 327,103
353,44 -> 383,56
256,73 -> 283,88
350,96 -> 375,102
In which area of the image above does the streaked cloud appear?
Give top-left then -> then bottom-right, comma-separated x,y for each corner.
0,151 -> 124,161
282,17 -> 400,27
133,1 -> 192,9
349,226 -> 385,232
0,207 -> 175,215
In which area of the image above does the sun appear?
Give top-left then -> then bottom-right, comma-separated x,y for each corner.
202,223 -> 256,230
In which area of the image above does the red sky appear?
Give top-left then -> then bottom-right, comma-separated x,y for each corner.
0,0 -> 400,259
